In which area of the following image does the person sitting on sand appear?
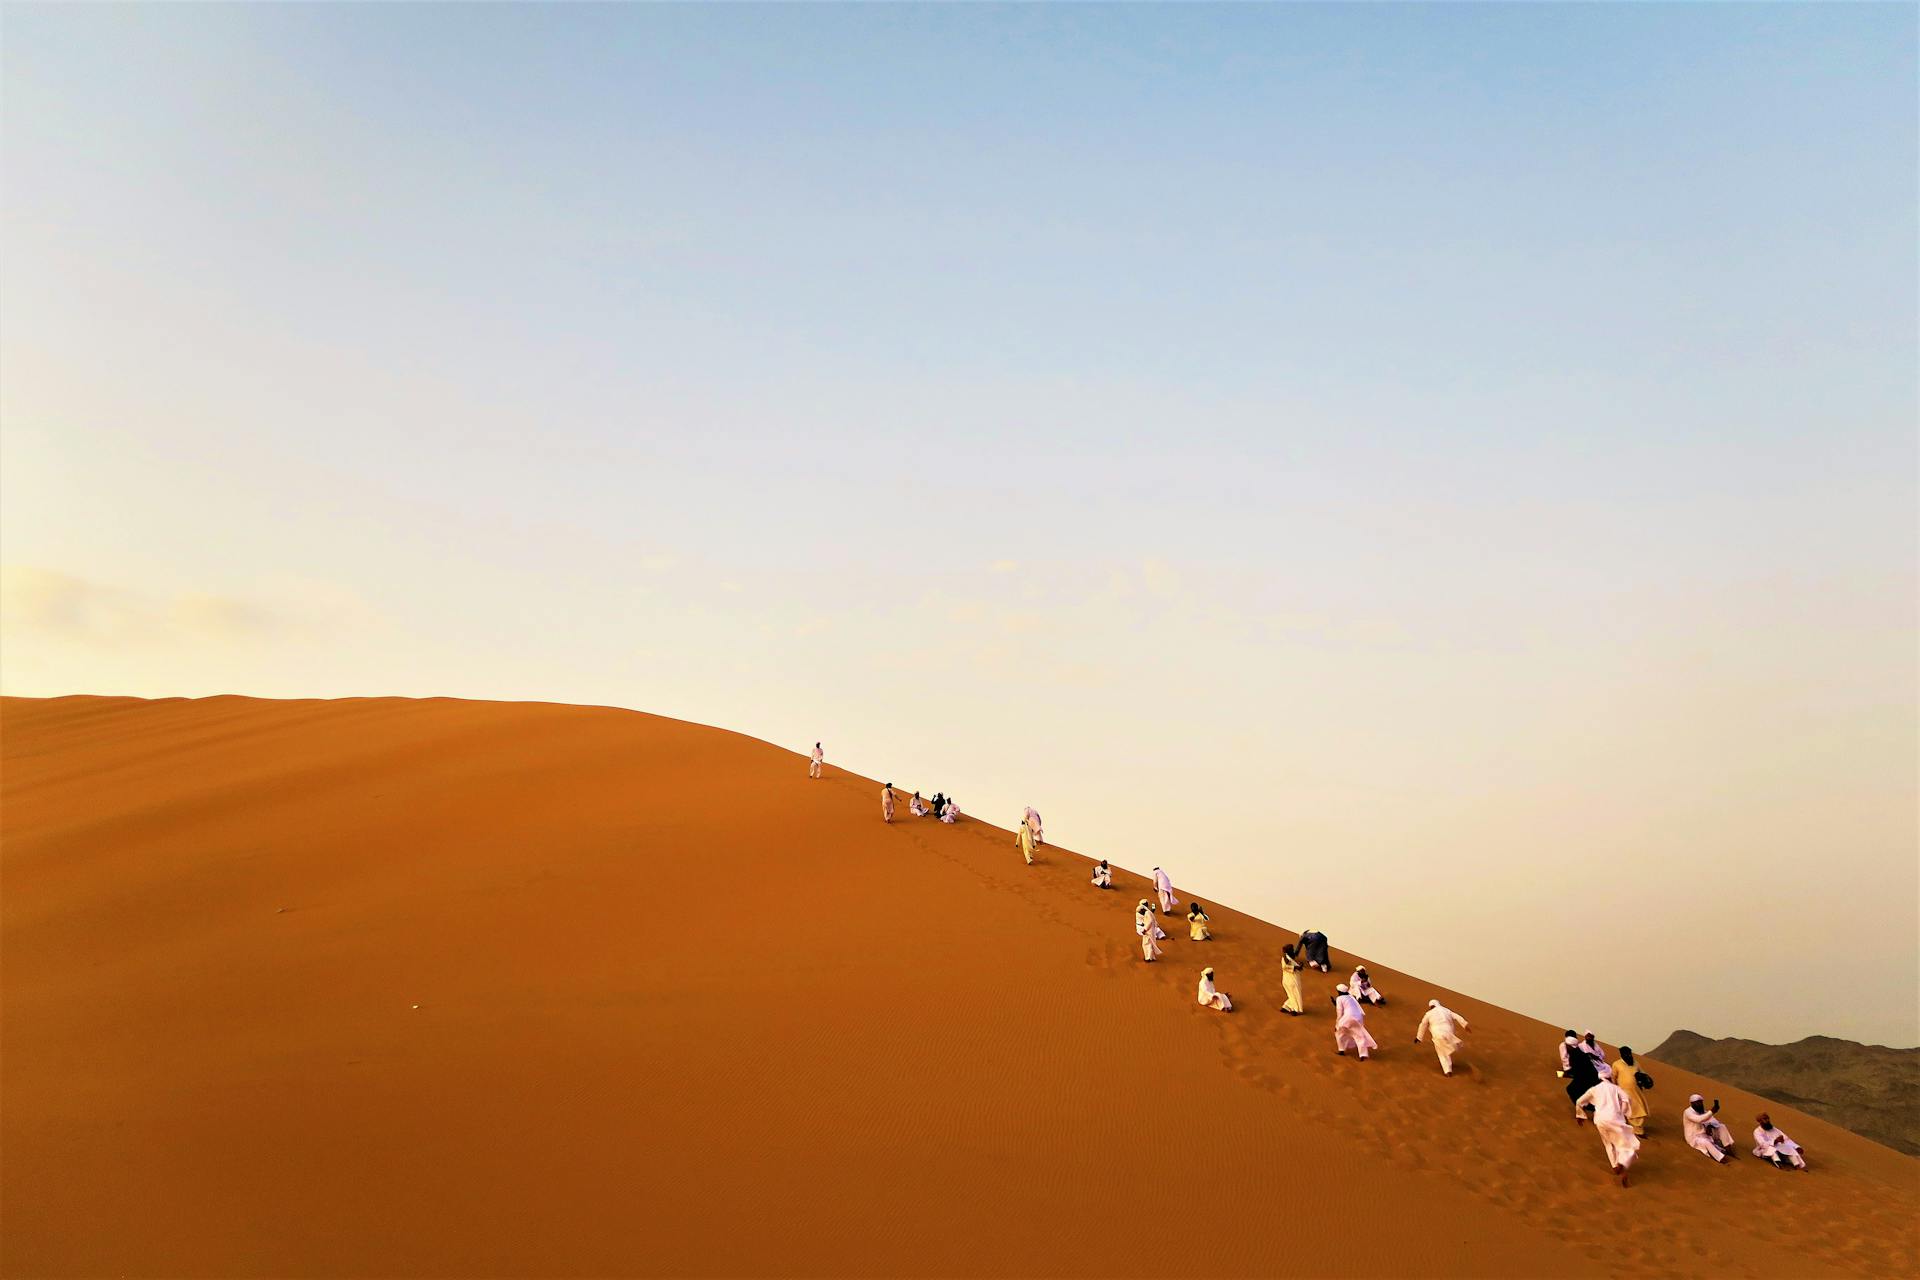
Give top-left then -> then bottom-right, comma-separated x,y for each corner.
1197,967 -> 1233,1012
1576,1077 -> 1641,1187
1152,866 -> 1179,915
1187,903 -> 1212,941
881,783 -> 896,823
940,796 -> 960,824
1349,965 -> 1384,1005
1023,806 -> 1043,845
1332,984 -> 1375,1061
1280,944 -> 1306,1016
1091,859 -> 1113,889
1016,817 -> 1035,865
909,791 -> 928,817
1752,1114 -> 1807,1170
809,742 -> 823,779
928,792 -> 945,819
1564,1036 -> 1602,1122
1415,999 -> 1468,1076
1297,929 -> 1331,972
1135,900 -> 1165,962
1611,1046 -> 1651,1137
1682,1095 -> 1737,1163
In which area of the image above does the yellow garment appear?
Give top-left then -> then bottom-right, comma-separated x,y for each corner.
1188,911 -> 1211,941
1612,1058 -> 1649,1135
1016,825 -> 1035,864
1281,953 -> 1305,1013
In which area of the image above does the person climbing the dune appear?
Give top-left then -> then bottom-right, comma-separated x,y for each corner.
809,742 -> 824,779
1016,816 -> 1036,865
1611,1046 -> 1651,1137
1415,999 -> 1468,1076
1576,1075 -> 1641,1187
1152,866 -> 1179,915
1297,928 -> 1332,972
1135,899 -> 1165,962
1564,1034 -> 1602,1122
1023,806 -> 1043,846
1332,984 -> 1376,1061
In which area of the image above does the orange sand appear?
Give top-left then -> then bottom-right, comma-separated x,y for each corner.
3,696 -> 1915,1277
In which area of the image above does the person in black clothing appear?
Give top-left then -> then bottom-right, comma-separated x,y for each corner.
1564,1036 -> 1602,1123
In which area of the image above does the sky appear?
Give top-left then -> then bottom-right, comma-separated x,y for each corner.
3,2 -> 1914,1050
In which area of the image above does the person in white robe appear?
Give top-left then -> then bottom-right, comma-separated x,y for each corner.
809,742 -> 824,779
1152,867 -> 1179,915
1349,966 -> 1385,1005
909,791 -> 929,817
1557,1031 -> 1579,1074
1091,859 -> 1113,889
1332,985 -> 1376,1060
1197,967 -> 1233,1012
1023,806 -> 1044,845
1415,999 -> 1468,1075
1135,901 -> 1164,962
940,797 -> 960,824
1752,1114 -> 1807,1170
1016,819 -> 1035,865
1682,1095 -> 1737,1163
1576,1079 -> 1642,1185
881,784 -> 896,823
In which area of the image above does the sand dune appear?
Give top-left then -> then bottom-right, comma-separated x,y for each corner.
3,695 -> 1915,1278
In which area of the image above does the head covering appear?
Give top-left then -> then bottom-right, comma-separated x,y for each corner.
1336,983 -> 1349,993
1202,967 -> 1215,978
1582,1028 -> 1594,1036
1565,1033 -> 1579,1043
1356,965 -> 1368,974
1428,999 -> 1440,1008
1689,1093 -> 1704,1104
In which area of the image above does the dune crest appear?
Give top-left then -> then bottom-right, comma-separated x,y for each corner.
3,695 -> 1916,1278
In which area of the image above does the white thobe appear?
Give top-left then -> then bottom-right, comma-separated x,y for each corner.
1153,869 -> 1179,914
1349,970 -> 1384,1004
1024,807 -> 1043,844
1333,995 -> 1376,1058
1577,1082 -> 1641,1170
1091,865 -> 1112,888
1683,1108 -> 1733,1162
1416,1005 -> 1468,1073
1135,911 -> 1163,961
1198,976 -> 1232,1012
1753,1126 -> 1806,1168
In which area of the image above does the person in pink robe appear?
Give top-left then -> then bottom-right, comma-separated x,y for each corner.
1333,985 -> 1376,1060
1152,867 -> 1179,915
808,742 -> 823,779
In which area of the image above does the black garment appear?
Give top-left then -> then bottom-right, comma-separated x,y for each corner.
1297,930 -> 1331,970
1565,1042 -> 1600,1108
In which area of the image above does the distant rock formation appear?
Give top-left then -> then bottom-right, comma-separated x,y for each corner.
1650,1030 -> 1919,1157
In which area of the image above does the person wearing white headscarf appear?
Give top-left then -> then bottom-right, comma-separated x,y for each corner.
1752,1114 -> 1807,1170
1091,859 -> 1113,889
1576,1078 -> 1641,1186
1578,1031 -> 1614,1080
1197,967 -> 1233,1012
809,742 -> 823,779
1682,1095 -> 1737,1163
1414,999 -> 1468,1075
1349,966 -> 1385,1005
1152,867 -> 1179,915
1023,806 -> 1044,845
1332,985 -> 1376,1060
1016,819 -> 1035,865
1135,900 -> 1164,962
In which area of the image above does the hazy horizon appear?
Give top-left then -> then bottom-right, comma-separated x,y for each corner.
4,2 -> 1915,1051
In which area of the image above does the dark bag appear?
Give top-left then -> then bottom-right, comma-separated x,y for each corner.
1635,1070 -> 1655,1091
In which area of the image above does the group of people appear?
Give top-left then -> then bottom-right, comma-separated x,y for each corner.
1559,1028 -> 1810,1186
847,746 -> 1815,1189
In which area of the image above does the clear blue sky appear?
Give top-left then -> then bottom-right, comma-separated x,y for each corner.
5,2 -> 1915,1048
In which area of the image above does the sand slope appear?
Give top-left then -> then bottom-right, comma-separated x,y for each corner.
3,696 -> 1915,1278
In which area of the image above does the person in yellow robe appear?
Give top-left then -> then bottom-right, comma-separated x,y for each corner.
1612,1045 -> 1651,1136
1016,820 -> 1035,865
1187,902 -> 1213,941
1280,943 -> 1306,1015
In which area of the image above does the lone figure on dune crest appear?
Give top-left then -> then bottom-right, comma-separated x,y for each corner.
1152,866 -> 1179,915
1332,985 -> 1376,1060
1135,900 -> 1165,962
1576,1077 -> 1641,1188
1415,999 -> 1468,1076
1197,967 -> 1233,1012
881,783 -> 896,823
809,742 -> 823,779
